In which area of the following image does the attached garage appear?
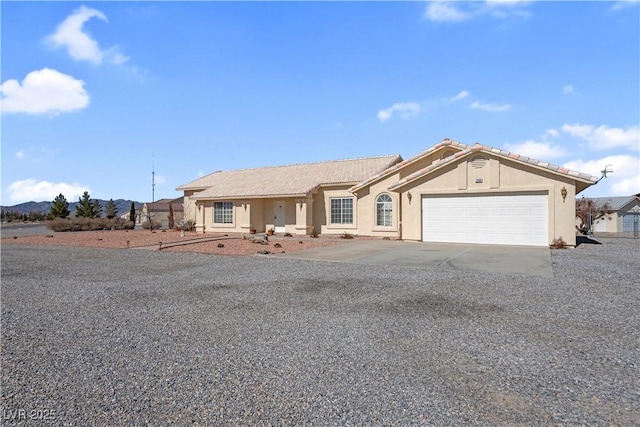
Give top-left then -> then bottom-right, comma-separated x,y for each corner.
422,193 -> 548,246
623,213 -> 638,232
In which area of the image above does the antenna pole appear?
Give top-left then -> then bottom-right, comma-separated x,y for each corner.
151,155 -> 155,232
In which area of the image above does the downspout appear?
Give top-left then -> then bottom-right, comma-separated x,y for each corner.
202,202 -> 206,233
397,191 -> 403,240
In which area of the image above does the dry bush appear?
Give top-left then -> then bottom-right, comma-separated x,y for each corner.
47,218 -> 135,232
142,219 -> 162,230
550,237 -> 568,249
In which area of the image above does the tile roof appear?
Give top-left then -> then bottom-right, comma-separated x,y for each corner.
183,155 -> 402,200
586,196 -> 640,211
144,197 -> 184,211
388,142 -> 598,191
351,138 -> 467,191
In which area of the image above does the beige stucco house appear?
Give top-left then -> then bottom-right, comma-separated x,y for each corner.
141,197 -> 184,229
177,139 -> 598,246
591,195 -> 640,233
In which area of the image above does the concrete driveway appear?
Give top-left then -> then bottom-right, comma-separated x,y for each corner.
278,240 -> 553,277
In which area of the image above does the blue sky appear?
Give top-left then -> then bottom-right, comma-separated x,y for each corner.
1,1 -> 639,205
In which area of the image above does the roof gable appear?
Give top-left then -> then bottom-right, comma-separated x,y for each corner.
587,196 -> 640,211
144,197 -> 184,212
350,138 -> 466,192
183,155 -> 402,200
388,142 -> 598,192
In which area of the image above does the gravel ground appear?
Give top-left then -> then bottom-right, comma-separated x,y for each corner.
1,237 -> 638,425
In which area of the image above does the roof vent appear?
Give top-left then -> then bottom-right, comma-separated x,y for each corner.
442,150 -> 455,159
470,156 -> 486,169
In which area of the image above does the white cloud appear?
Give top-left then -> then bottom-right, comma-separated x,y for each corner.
377,102 -> 423,122
424,1 -> 471,22
449,90 -> 470,103
15,150 -> 25,159
483,0 -> 531,18
1,68 -> 89,115
6,179 -> 90,204
46,5 -> 129,65
546,128 -> 560,137
155,175 -> 167,185
564,155 -> 640,196
424,0 -> 531,22
484,0 -> 531,6
469,100 -> 511,112
560,123 -> 640,151
504,140 -> 567,159
562,84 -> 575,95
610,0 -> 640,12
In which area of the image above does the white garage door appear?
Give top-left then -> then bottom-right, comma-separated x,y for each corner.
422,193 -> 548,246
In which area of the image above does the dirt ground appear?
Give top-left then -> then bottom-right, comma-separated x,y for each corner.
1,228 -> 341,256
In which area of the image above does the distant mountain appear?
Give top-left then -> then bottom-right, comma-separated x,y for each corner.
1,199 -> 143,217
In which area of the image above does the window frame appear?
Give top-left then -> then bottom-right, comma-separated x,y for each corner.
330,197 -> 354,225
375,193 -> 393,227
213,201 -> 234,224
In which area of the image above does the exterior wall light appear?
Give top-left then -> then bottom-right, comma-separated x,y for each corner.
561,186 -> 567,203
407,191 -> 412,204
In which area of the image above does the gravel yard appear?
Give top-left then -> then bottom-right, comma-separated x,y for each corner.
1,237 -> 638,425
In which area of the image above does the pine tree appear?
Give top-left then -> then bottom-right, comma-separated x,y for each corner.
91,200 -> 102,218
168,203 -> 175,229
50,193 -> 70,219
76,191 -> 93,218
105,199 -> 117,219
129,202 -> 136,224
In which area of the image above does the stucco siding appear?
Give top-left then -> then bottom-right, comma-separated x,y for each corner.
355,172 -> 401,238
392,155 -> 579,245
317,185 -> 358,235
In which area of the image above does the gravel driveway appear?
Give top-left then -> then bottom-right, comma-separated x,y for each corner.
1,238 -> 638,425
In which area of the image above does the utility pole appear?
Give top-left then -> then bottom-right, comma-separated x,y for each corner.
150,155 -> 155,232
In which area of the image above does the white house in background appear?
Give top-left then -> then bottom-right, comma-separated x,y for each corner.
591,195 -> 640,233
141,197 -> 184,229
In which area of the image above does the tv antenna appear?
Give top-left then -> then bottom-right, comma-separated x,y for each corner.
595,164 -> 613,184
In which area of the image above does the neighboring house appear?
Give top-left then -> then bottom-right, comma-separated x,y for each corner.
141,198 -> 184,229
176,139 -> 598,247
590,195 -> 640,233
118,203 -> 144,224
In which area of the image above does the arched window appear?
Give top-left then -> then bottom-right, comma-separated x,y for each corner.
376,194 -> 393,227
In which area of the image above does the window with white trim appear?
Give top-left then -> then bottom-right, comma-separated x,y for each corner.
330,198 -> 353,224
213,201 -> 233,224
376,193 -> 393,227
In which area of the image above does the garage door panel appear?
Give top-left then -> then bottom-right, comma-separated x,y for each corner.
422,194 -> 548,246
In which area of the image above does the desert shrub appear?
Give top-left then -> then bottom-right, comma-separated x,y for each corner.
340,232 -> 355,239
46,217 -> 134,232
142,219 -> 162,230
47,218 -> 72,232
183,219 -> 196,231
550,237 -> 568,249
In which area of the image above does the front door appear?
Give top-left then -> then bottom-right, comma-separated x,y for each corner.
274,201 -> 286,233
